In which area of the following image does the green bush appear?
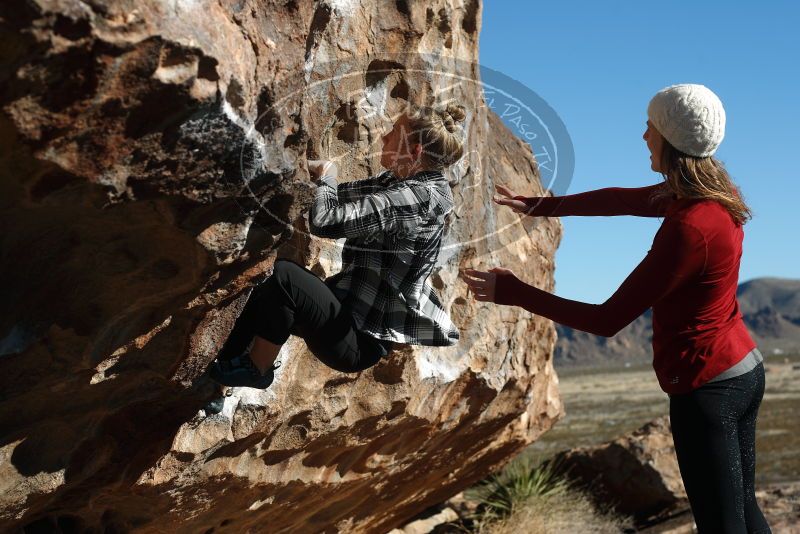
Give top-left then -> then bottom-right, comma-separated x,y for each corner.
471,456 -> 570,520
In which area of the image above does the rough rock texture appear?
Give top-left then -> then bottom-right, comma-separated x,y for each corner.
0,0 -> 564,532
386,506 -> 458,534
552,416 -> 687,524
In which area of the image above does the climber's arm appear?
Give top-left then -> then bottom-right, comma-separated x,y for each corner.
335,171 -> 392,202
309,174 -> 431,239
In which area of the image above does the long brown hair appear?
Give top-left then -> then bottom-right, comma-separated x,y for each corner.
653,136 -> 753,226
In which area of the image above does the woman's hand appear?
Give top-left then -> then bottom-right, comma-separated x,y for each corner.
308,159 -> 338,183
460,267 -> 518,302
492,184 -> 528,214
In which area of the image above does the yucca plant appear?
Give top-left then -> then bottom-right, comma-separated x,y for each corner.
472,456 -> 571,521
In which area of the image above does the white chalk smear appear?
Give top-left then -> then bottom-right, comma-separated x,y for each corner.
416,348 -> 461,383
327,0 -> 357,17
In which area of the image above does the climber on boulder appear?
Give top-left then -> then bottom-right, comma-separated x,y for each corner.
207,103 -> 465,391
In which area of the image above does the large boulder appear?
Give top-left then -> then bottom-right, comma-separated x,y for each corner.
0,0 -> 564,532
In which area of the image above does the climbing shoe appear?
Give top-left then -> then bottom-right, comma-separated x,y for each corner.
203,388 -> 231,416
208,352 -> 281,389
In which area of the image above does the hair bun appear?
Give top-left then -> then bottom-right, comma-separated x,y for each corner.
406,103 -> 467,170
441,104 -> 466,133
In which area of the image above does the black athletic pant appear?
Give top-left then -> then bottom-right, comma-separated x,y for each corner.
669,362 -> 771,533
217,259 -> 392,373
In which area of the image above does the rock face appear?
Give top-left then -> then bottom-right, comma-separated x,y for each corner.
552,416 -> 687,523
0,1 -> 564,532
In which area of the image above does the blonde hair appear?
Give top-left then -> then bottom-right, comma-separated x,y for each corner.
652,136 -> 753,226
406,103 -> 467,171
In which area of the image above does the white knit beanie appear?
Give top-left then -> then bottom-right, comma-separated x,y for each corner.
647,84 -> 726,157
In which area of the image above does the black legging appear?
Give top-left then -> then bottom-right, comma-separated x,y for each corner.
669,362 -> 771,533
217,259 -> 392,373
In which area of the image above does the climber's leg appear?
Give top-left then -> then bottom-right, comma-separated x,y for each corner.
249,335 -> 281,374
307,323 -> 392,373
215,282 -> 271,362
206,259 -> 392,400
249,258 -> 390,373
214,259 -> 326,368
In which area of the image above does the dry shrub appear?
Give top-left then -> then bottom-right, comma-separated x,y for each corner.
481,488 -> 632,534
468,457 -> 633,534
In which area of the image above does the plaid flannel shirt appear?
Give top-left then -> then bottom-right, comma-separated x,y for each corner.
308,168 -> 460,346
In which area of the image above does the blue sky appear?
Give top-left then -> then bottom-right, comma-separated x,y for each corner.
479,1 -> 799,303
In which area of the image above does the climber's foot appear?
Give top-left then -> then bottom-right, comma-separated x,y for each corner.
203,384 -> 233,415
203,393 -> 226,415
208,352 -> 281,389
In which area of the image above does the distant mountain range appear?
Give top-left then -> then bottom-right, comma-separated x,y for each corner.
554,277 -> 800,367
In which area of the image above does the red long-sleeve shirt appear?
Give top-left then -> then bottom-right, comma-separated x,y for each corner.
494,183 -> 757,394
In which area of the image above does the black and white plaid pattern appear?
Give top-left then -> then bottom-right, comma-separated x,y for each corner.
308,169 -> 459,346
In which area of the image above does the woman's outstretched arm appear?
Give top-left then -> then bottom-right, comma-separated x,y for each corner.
496,183 -> 674,218
462,218 -> 707,337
